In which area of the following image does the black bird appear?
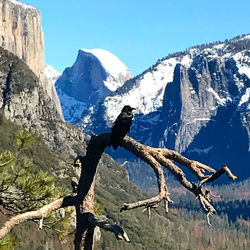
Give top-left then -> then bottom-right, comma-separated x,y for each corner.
110,105 -> 135,150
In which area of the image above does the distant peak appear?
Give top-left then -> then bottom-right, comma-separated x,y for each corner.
80,48 -> 132,79
45,65 -> 61,84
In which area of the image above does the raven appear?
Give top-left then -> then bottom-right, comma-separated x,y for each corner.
110,105 -> 135,150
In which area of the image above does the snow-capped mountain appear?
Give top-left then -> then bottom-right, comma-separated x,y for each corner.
45,65 -> 61,84
55,49 -> 132,123
84,35 -> 249,128
76,34 -> 249,181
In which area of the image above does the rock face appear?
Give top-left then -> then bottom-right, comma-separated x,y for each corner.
0,46 -> 83,156
55,49 -> 132,124
0,0 -> 63,119
0,0 -> 45,76
80,35 -> 250,181
44,65 -> 64,119
158,56 -> 249,153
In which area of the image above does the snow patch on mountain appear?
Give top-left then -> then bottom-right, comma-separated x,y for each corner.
233,52 -> 250,78
189,146 -> 213,155
81,49 -> 131,91
186,118 -> 211,125
56,89 -> 87,123
103,55 -> 193,125
239,88 -> 250,107
206,88 -> 227,105
45,65 -> 61,84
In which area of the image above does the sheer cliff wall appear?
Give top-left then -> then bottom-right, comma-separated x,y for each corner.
0,0 -> 44,76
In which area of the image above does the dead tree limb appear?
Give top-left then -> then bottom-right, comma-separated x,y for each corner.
88,214 -> 130,242
120,135 -> 236,222
0,198 -> 65,239
0,132 -> 237,247
199,164 -> 237,186
70,132 -> 236,226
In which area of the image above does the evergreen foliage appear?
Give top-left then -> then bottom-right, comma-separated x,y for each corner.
0,129 -> 61,213
0,126 -> 73,248
0,233 -> 16,250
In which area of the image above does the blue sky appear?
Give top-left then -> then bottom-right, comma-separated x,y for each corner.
22,0 -> 249,76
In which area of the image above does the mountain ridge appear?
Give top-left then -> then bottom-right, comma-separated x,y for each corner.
55,48 -> 132,124
69,34 -> 250,183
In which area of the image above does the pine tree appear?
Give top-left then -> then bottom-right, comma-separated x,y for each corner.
0,130 -> 73,248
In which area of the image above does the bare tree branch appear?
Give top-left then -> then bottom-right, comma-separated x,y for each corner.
0,198 -> 63,239
119,135 -> 236,226
0,195 -> 76,239
88,214 -> 130,242
199,164 -> 237,186
0,132 -> 237,246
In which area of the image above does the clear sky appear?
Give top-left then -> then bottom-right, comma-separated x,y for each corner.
22,0 -> 250,76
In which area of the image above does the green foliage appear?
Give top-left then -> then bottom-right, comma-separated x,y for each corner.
0,128 -> 73,247
0,130 -> 62,212
0,234 -> 17,250
43,207 -> 75,243
16,130 -> 35,150
94,201 -> 104,215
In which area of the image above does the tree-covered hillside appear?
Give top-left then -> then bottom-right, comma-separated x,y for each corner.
0,114 -> 249,249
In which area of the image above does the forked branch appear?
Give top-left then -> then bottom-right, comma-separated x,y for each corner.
120,135 -> 236,224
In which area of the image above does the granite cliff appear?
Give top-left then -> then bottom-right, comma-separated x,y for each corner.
0,0 -> 44,76
0,0 -> 63,118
